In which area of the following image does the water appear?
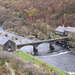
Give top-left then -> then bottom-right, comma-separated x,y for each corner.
36,52 -> 75,74
0,27 -> 38,45
21,43 -> 70,56
0,27 -> 75,74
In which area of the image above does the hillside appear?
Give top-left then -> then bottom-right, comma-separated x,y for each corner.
0,51 -> 49,75
0,51 -> 69,75
0,0 -> 75,39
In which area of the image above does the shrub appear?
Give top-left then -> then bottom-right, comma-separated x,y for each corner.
42,63 -> 47,67
0,59 -> 5,66
0,71 -> 2,75
52,71 -> 58,75
0,51 -> 49,75
37,31 -> 47,40
68,32 -> 75,42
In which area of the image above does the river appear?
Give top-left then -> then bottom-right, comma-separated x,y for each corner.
0,27 -> 75,75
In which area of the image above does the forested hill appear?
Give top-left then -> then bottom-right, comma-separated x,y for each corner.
0,0 -> 75,39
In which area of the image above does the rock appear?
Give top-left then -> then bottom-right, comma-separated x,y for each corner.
26,35 -> 35,39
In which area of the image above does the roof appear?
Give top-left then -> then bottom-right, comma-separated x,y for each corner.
13,40 -> 23,45
0,35 -> 28,45
0,36 -> 9,45
0,35 -> 16,45
55,26 -> 75,33
66,27 -> 75,32
55,26 -> 66,32
0,27 -> 38,46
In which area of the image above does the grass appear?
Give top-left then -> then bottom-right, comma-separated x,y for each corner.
51,33 -> 63,38
14,51 -> 69,75
68,41 -> 75,44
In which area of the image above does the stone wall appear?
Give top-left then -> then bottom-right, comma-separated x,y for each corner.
67,42 -> 75,48
67,42 -> 75,54
0,45 -> 3,51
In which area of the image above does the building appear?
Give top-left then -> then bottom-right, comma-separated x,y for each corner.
66,27 -> 75,33
55,26 -> 75,36
0,36 -> 16,51
55,26 -> 67,36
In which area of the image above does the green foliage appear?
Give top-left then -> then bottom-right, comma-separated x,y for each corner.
68,41 -> 75,44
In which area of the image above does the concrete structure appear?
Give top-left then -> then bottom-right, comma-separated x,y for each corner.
17,37 -> 68,54
55,26 -> 75,36
0,37 -> 16,51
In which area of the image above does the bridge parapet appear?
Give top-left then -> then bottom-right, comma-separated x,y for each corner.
17,37 -> 68,55
17,37 -> 68,48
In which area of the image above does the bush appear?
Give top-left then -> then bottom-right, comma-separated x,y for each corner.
0,71 -> 2,75
52,71 -> 58,75
68,32 -> 75,42
37,31 -> 47,40
0,51 -> 49,75
0,59 -> 5,66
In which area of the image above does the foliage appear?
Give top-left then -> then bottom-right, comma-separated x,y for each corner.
15,51 -> 69,75
0,60 -> 4,66
0,61 -> 10,75
68,32 -> 75,42
25,7 -> 39,17
0,0 -> 75,39
0,51 -> 48,75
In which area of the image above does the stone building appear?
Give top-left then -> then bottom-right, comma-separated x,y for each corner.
55,26 -> 75,36
0,36 -> 16,51
55,26 -> 67,36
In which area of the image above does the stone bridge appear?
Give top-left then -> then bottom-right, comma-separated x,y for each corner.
17,37 -> 68,54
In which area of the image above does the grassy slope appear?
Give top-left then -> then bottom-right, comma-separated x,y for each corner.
14,51 -> 69,75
